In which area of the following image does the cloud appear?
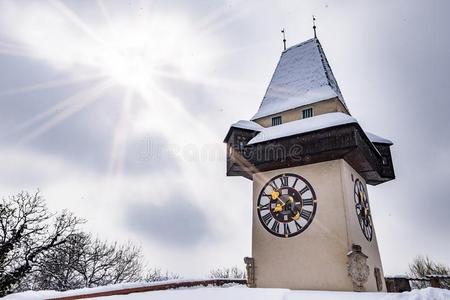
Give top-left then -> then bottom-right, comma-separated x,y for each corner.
0,83 -> 178,176
125,193 -> 212,248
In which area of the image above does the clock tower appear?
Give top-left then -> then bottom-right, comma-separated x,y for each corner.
224,38 -> 395,292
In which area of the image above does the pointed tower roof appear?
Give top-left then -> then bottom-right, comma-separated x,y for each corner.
251,38 -> 348,120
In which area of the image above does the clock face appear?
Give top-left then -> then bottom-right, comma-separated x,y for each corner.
257,173 -> 317,238
353,178 -> 373,241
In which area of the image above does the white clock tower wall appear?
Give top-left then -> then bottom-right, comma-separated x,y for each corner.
251,159 -> 386,291
339,160 -> 386,292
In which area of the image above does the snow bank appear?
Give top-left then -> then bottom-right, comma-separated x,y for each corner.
4,285 -> 449,300
2,279 -> 198,300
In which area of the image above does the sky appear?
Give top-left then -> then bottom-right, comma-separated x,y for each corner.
0,0 -> 449,278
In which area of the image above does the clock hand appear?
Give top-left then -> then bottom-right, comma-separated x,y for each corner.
271,190 -> 279,200
276,196 -> 286,206
289,197 -> 300,216
273,203 -> 283,213
271,190 -> 287,212
271,191 -> 286,205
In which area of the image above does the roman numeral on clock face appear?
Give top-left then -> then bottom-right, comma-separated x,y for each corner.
295,221 -> 302,231
284,223 -> 291,235
270,181 -> 278,190
271,221 -> 280,233
280,176 -> 289,187
261,212 -> 273,225
303,198 -> 314,206
300,210 -> 312,220
258,203 -> 270,211
299,185 -> 309,195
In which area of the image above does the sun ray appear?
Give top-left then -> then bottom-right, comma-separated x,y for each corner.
0,40 -> 29,51
142,82 -> 217,140
0,47 -> 45,60
96,0 -> 115,37
2,79 -> 109,140
0,73 -> 106,97
0,1 -> 244,153
47,0 -> 107,46
192,0 -> 251,38
151,68 -> 260,97
16,80 -> 113,145
108,90 -> 133,177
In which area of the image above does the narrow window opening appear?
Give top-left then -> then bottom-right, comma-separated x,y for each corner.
302,108 -> 313,119
272,116 -> 282,126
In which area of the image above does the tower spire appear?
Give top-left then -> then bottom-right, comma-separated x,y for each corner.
281,28 -> 286,51
312,15 -> 317,38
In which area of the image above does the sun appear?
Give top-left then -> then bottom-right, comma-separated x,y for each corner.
101,45 -> 154,92
92,15 -> 207,94
0,0 -> 219,96
0,0 -> 242,177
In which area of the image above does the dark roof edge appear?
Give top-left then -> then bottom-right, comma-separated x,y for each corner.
315,39 -> 349,113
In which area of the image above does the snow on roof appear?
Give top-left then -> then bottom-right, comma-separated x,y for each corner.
248,112 -> 357,145
365,131 -> 393,145
251,38 -> 347,120
231,120 -> 264,132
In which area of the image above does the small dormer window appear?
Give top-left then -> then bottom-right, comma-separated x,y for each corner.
302,108 -> 313,119
272,116 -> 282,126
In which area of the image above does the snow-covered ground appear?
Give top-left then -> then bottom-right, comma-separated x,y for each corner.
3,283 -> 449,300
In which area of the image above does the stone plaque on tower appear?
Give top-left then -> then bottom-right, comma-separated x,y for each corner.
224,37 -> 395,292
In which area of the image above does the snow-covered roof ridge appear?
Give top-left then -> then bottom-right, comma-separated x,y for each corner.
251,38 -> 347,120
231,120 -> 264,132
365,131 -> 394,145
248,112 -> 357,145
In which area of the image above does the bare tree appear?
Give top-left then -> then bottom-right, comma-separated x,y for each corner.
31,234 -> 144,289
209,266 -> 245,279
144,268 -> 180,282
0,191 -> 83,296
408,255 -> 450,289
75,237 -> 144,287
109,242 -> 144,284
1,191 -> 176,294
27,233 -> 90,291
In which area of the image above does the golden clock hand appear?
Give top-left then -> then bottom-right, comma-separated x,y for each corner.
271,190 -> 280,200
271,190 -> 287,208
273,203 -> 283,213
277,196 -> 286,205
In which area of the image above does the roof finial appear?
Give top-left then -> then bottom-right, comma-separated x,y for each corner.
312,15 -> 317,38
281,28 -> 286,51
